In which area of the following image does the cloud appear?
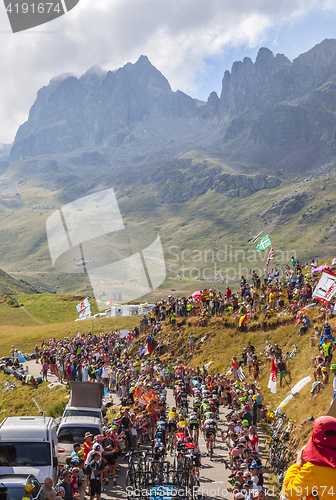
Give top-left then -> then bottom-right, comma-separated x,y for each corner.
0,0 -> 334,143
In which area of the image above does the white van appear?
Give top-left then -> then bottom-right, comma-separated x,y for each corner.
0,416 -> 59,484
57,417 -> 102,467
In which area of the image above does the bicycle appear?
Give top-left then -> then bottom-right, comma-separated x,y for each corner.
3,381 -> 16,391
208,433 -> 215,460
191,426 -> 199,443
260,341 -> 272,355
168,428 -> 176,456
287,344 -> 299,361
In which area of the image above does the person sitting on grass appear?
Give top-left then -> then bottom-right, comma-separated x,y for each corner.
310,324 -> 322,348
299,314 -> 310,336
309,381 -> 321,400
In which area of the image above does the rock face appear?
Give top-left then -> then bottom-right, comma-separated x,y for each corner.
10,56 -> 198,160
260,193 -> 309,218
6,38 -> 336,203
217,39 -> 336,119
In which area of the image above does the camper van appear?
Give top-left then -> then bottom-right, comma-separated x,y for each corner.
0,416 -> 59,484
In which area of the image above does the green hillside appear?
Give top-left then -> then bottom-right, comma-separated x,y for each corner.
0,154 -> 335,300
0,268 -> 36,294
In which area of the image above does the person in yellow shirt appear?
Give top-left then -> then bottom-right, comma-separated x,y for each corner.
167,408 -> 178,440
22,484 -> 35,500
282,415 -> 336,500
268,290 -> 276,310
177,419 -> 188,429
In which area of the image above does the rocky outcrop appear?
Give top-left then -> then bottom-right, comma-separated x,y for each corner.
260,193 -> 308,218
10,56 -> 198,160
213,174 -> 280,198
218,39 -> 336,119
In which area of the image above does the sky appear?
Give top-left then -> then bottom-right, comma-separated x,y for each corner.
0,0 -> 336,144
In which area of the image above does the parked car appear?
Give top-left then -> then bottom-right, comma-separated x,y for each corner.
0,474 -> 42,500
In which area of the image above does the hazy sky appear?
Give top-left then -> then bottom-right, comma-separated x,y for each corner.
0,0 -> 336,144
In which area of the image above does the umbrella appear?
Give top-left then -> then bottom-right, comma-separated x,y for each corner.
312,265 -> 336,274
192,291 -> 202,298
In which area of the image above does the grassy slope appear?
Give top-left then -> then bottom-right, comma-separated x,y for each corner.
0,160 -> 335,300
0,372 -> 69,419
0,268 -> 36,294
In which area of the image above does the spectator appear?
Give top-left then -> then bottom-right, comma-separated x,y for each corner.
57,472 -> 79,500
40,478 -> 56,500
277,356 -> 292,388
299,314 -> 310,336
282,416 -> 336,498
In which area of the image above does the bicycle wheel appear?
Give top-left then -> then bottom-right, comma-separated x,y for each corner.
126,470 -> 135,487
289,349 -> 297,361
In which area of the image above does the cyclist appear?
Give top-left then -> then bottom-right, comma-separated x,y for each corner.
185,441 -> 201,484
158,397 -> 166,417
155,418 -> 167,446
201,399 -> 211,418
203,414 -> 217,456
177,415 -> 188,430
179,386 -> 189,416
153,438 -> 166,466
174,425 -> 189,451
193,398 -> 202,417
167,407 -> 178,441
189,411 -> 200,442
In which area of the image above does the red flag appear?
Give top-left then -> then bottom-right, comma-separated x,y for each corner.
267,359 -> 278,393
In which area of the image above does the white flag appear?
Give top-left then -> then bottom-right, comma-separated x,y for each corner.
76,297 -> 90,312
237,366 -> 245,382
79,306 -> 91,319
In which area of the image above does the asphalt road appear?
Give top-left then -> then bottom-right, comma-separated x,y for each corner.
24,361 -> 247,499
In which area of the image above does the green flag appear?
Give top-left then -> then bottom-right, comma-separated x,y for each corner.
255,235 -> 271,251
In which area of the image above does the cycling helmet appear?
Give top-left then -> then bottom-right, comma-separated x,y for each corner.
186,442 -> 195,449
160,416 -> 165,421
172,407 -> 177,411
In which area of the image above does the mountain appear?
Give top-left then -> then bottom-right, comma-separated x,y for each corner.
7,38 -> 336,177
0,40 -> 336,296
